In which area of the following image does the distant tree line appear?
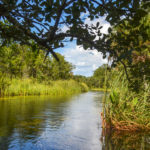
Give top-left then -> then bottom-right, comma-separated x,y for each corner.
73,64 -> 115,89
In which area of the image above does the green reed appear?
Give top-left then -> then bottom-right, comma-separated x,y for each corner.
1,78 -> 88,97
103,72 -> 150,131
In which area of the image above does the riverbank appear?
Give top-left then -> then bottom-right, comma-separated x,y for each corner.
0,78 -> 89,97
102,74 -> 150,132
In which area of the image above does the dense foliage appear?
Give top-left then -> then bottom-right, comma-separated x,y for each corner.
0,44 -> 77,96
0,0 -> 148,61
102,2 -> 150,131
0,44 -> 73,80
109,3 -> 150,92
104,71 -> 150,131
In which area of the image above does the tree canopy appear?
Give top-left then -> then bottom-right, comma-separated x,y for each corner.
0,44 -> 73,80
0,0 -> 149,60
108,3 -> 150,91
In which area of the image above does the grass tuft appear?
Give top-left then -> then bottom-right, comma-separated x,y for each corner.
103,72 -> 150,131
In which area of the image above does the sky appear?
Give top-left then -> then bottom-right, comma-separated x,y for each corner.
57,17 -> 110,77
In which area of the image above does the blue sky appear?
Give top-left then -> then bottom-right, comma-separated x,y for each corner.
56,16 -> 110,77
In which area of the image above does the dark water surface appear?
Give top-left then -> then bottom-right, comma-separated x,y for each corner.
0,92 -> 150,150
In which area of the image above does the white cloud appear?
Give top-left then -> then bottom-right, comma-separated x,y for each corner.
60,16 -> 110,76
62,45 -> 107,76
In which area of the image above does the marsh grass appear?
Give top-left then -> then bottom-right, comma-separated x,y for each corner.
103,72 -> 150,131
1,78 -> 87,97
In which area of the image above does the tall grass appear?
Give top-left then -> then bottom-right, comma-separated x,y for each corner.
103,72 -> 150,131
1,78 -> 88,97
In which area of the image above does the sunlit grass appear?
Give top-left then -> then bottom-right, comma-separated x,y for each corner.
103,72 -> 150,131
1,78 -> 88,97
91,88 -> 110,92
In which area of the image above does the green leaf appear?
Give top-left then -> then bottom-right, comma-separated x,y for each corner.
131,97 -> 138,107
96,22 -> 100,28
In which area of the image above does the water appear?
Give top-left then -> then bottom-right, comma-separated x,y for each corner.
0,92 -> 149,150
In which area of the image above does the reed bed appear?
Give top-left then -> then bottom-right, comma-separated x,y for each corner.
0,78 -> 88,97
103,73 -> 150,131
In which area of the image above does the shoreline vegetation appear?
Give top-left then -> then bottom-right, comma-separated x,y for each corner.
100,8 -> 150,132
0,78 -> 89,97
102,72 -> 150,132
0,45 -> 89,98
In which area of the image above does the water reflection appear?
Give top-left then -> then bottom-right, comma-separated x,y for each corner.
0,92 -> 150,150
0,96 -> 71,150
101,127 -> 150,150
